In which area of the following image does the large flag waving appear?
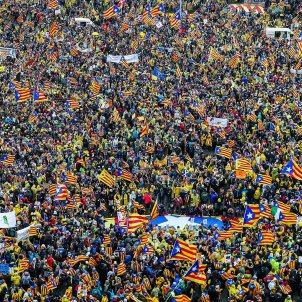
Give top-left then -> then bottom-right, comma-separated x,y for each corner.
127,214 -> 148,234
184,260 -> 207,284
98,169 -> 115,188
243,204 -> 260,227
170,238 -> 197,262
215,146 -> 232,159
257,231 -> 274,245
103,5 -> 121,19
281,159 -> 302,180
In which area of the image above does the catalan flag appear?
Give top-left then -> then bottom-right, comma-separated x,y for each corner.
150,3 -> 165,17
247,110 -> 257,122
70,47 -> 79,56
142,244 -> 155,255
235,158 -> 252,171
142,13 -> 153,24
62,173 -> 77,185
173,295 -> 191,302
15,88 -> 31,102
65,200 -> 77,210
54,184 -> 68,201
46,278 -> 57,291
216,128 -> 226,139
146,145 -> 155,153
0,154 -> 15,165
257,231 -> 274,245
215,146 -> 232,159
76,158 -> 86,167
214,231 -> 233,240
190,101 -> 205,116
278,211 -> 297,225
210,48 -> 224,61
150,200 -> 159,220
228,140 -> 236,148
227,220 -> 243,233
184,260 -> 207,284
229,54 -> 239,68
281,159 -> 302,180
117,168 -> 133,182
103,234 -> 111,245
111,108 -> 121,123
103,5 -> 121,19
127,214 -> 148,234
255,174 -> 272,186
170,11 -> 181,29
260,56 -> 268,70
172,52 -> 179,63
259,204 -> 272,219
128,8 -> 136,18
18,259 -> 29,272
99,169 -> 115,188
175,64 -> 182,78
29,226 -> 38,237
170,238 -> 197,262
88,257 -> 97,267
49,184 -> 57,196
288,46 -> 297,58
41,80 -> 51,90
121,22 -> 130,32
81,273 -> 92,287
298,32 -> 302,54
203,74 -> 209,85
69,255 -> 89,267
90,82 -> 101,94
28,111 -> 38,123
140,123 -> 148,137
120,57 -> 130,68
47,0 -> 61,9
170,156 -> 180,164
33,89 -> 47,102
66,99 -> 80,110
49,21 -> 59,37
273,201 -> 291,213
243,204 -> 260,227
279,284 -> 292,295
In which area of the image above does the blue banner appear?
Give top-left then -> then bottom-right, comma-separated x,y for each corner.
0,264 -> 10,275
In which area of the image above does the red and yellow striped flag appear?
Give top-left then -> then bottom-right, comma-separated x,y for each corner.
150,200 -> 159,220
127,214 -> 148,234
117,263 -> 126,276
49,21 -> 59,37
99,169 -> 115,188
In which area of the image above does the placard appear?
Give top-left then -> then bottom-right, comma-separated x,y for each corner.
0,264 -> 10,275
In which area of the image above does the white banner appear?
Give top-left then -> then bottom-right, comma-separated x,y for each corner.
76,45 -> 92,53
207,117 -> 228,128
0,47 -> 16,58
106,54 -> 139,63
290,69 -> 302,75
16,226 -> 30,242
0,211 -> 16,228
156,22 -> 163,28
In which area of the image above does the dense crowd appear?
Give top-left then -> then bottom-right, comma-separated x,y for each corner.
0,0 -> 302,301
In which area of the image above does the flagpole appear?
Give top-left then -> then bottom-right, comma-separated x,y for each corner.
179,0 -> 182,16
